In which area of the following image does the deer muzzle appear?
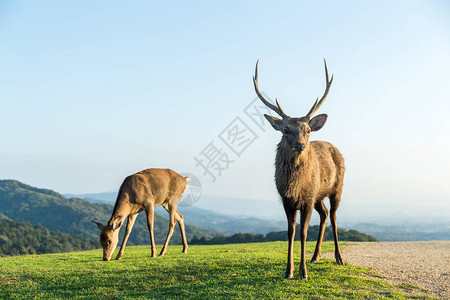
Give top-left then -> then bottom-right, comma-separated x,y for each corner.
294,143 -> 306,152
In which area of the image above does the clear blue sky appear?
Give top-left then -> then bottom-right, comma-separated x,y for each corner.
1,1 -> 449,220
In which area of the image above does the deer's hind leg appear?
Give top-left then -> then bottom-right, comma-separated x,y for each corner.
311,200 -> 329,263
329,192 -> 344,265
159,201 -> 177,256
145,204 -> 157,257
174,210 -> 188,253
299,204 -> 313,280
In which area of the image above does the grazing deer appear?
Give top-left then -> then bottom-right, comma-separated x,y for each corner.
253,60 -> 345,279
92,168 -> 189,261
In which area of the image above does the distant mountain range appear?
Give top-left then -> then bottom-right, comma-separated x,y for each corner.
64,191 -> 286,219
64,191 -> 286,235
65,191 -> 450,242
63,191 -> 379,244
349,223 -> 450,241
64,192 -> 118,205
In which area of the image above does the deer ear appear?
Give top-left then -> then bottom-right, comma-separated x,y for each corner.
264,114 -> 284,131
309,114 -> 327,132
92,220 -> 105,231
112,217 -> 123,231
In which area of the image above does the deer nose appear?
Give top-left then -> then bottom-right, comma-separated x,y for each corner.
295,143 -> 305,151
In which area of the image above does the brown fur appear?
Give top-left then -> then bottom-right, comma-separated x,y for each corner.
273,118 -> 345,279
92,168 -> 189,261
253,60 -> 345,279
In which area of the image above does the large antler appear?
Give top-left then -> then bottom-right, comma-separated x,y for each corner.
253,60 -> 288,119
305,59 -> 334,119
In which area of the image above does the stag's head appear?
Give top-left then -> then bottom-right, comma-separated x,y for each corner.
253,59 -> 333,154
92,219 -> 122,261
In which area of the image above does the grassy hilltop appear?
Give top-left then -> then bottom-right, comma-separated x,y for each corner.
0,242 -> 432,299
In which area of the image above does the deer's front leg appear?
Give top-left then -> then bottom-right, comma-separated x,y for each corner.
299,205 -> 313,279
145,206 -> 156,257
116,214 -> 138,260
283,204 -> 297,279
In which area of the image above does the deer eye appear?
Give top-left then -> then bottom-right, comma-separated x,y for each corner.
283,128 -> 290,134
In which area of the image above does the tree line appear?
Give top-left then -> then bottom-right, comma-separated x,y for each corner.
190,224 -> 377,245
0,219 -> 98,256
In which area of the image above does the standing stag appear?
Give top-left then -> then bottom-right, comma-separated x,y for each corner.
253,60 -> 345,279
92,168 -> 189,261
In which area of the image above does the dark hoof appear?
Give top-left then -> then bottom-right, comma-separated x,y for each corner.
115,255 -> 122,260
335,250 -> 344,265
311,252 -> 320,263
283,272 -> 294,279
299,274 -> 308,280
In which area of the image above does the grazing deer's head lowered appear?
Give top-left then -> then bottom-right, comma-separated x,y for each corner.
253,60 -> 345,279
92,220 -> 121,261
92,168 -> 189,261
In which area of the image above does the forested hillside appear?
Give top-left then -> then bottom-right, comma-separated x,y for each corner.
0,219 -> 98,256
0,180 -> 216,247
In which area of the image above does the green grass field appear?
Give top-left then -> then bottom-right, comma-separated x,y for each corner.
0,242 -> 432,299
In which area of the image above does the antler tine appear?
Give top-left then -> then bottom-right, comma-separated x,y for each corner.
253,60 -> 288,119
275,98 -> 286,117
306,58 -> 334,119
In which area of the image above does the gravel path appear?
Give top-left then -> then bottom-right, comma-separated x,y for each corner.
323,241 -> 449,299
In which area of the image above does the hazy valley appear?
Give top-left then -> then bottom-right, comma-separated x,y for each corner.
66,190 -> 450,242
